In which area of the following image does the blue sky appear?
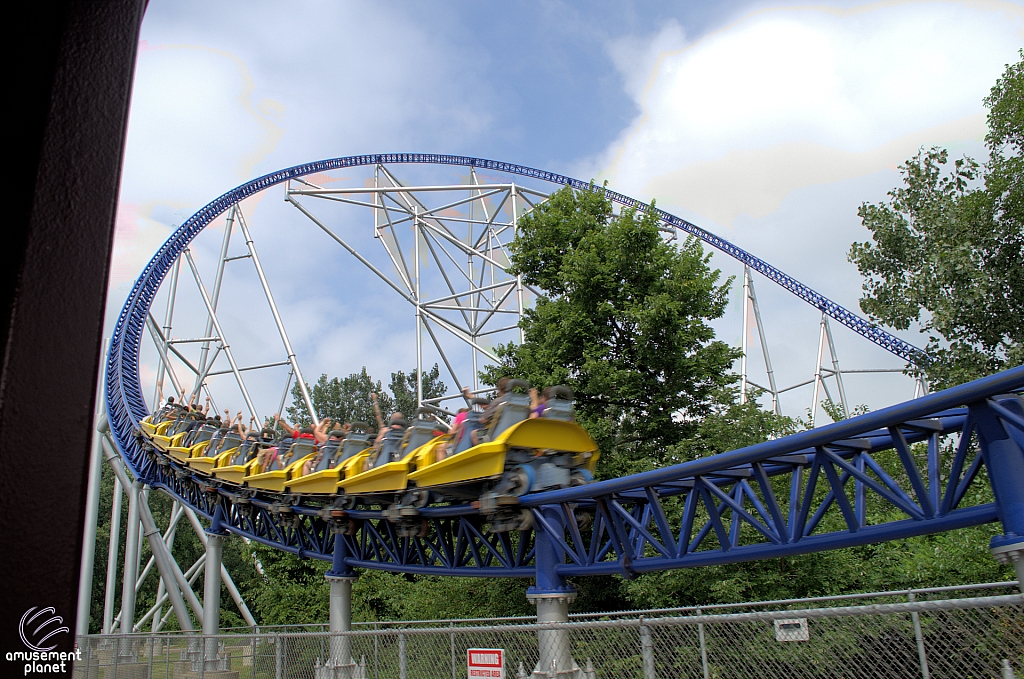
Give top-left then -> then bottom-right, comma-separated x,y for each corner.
111,0 -> 1024,421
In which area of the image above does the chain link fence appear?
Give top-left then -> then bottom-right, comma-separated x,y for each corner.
76,585 -> 1022,679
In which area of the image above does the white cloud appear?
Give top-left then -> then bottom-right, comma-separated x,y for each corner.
111,1 -> 499,413
598,1 -> 1024,221
589,1 -> 1024,415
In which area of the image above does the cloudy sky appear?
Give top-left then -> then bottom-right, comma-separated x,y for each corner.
111,0 -> 1024,422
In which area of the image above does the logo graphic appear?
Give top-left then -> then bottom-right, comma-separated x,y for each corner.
19,607 -> 69,652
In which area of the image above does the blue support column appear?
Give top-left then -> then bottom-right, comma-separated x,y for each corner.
971,395 -> 1024,593
527,506 -> 586,678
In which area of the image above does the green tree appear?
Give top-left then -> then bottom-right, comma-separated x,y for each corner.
671,386 -> 796,461
850,53 -> 1024,388
286,368 -> 392,427
484,185 -> 740,472
388,364 -> 447,418
286,364 -> 447,428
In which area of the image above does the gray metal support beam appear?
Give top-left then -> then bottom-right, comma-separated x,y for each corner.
328,576 -> 357,677
235,211 -> 318,422
75,405 -> 106,636
101,433 -> 204,626
203,533 -> 225,664
193,206 -> 235,395
101,475 -> 122,635
533,596 -> 577,678
183,506 -> 257,627
138,493 -> 195,633
183,249 -> 259,422
118,477 -> 143,647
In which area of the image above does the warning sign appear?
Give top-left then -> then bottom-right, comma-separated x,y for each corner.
467,648 -> 505,678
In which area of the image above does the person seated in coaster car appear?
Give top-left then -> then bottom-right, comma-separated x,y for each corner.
151,396 -> 180,422
140,397 -> 187,438
210,420 -> 244,458
448,399 -> 488,456
262,426 -> 317,473
404,382 -> 598,518
438,406 -> 470,461
163,408 -> 201,440
529,387 -> 550,418
184,416 -> 220,448
471,378 -> 510,446
276,413 -> 334,443
257,430 -> 293,473
226,428 -> 276,469
471,378 -> 532,446
301,428 -> 346,476
367,413 -> 409,469
226,431 -> 261,468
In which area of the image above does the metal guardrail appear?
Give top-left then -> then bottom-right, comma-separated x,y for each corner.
198,580 -> 1022,634
77,587 -> 1022,679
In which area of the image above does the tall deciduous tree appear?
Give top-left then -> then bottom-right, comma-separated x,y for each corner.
850,53 -> 1024,388
388,364 -> 447,418
485,185 -> 740,471
287,368 -> 392,427
287,364 -> 447,427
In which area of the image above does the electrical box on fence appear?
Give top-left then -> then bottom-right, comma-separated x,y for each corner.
468,648 -> 505,678
774,618 -> 809,641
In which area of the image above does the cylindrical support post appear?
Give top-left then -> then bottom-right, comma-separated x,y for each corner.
203,505 -> 229,668
534,597 -> 574,676
640,623 -> 655,679
697,608 -> 709,679
101,475 -> 122,635
183,506 -> 256,626
972,397 -> 1024,594
118,479 -> 144,655
450,622 -> 456,679
76,405 -> 108,636
327,530 -> 357,677
328,578 -> 354,675
527,505 -> 578,677
398,633 -> 407,679
275,635 -> 284,679
908,592 -> 930,679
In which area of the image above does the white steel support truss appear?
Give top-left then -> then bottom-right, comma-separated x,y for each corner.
285,167 -> 922,423
146,203 -> 319,427
285,166 -> 549,413
98,428 -> 256,635
738,264 -> 927,425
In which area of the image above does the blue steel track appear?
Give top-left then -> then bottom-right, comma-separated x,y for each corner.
107,155 -> 1024,581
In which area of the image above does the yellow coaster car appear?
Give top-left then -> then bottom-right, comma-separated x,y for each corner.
138,416 -> 163,438
337,415 -> 442,500
188,427 -> 245,475
138,401 -> 183,439
148,411 -> 206,452
141,418 -> 176,449
244,437 -> 319,492
167,419 -> 221,462
211,432 -> 267,485
409,417 -> 597,492
287,426 -> 373,495
407,389 -> 598,501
